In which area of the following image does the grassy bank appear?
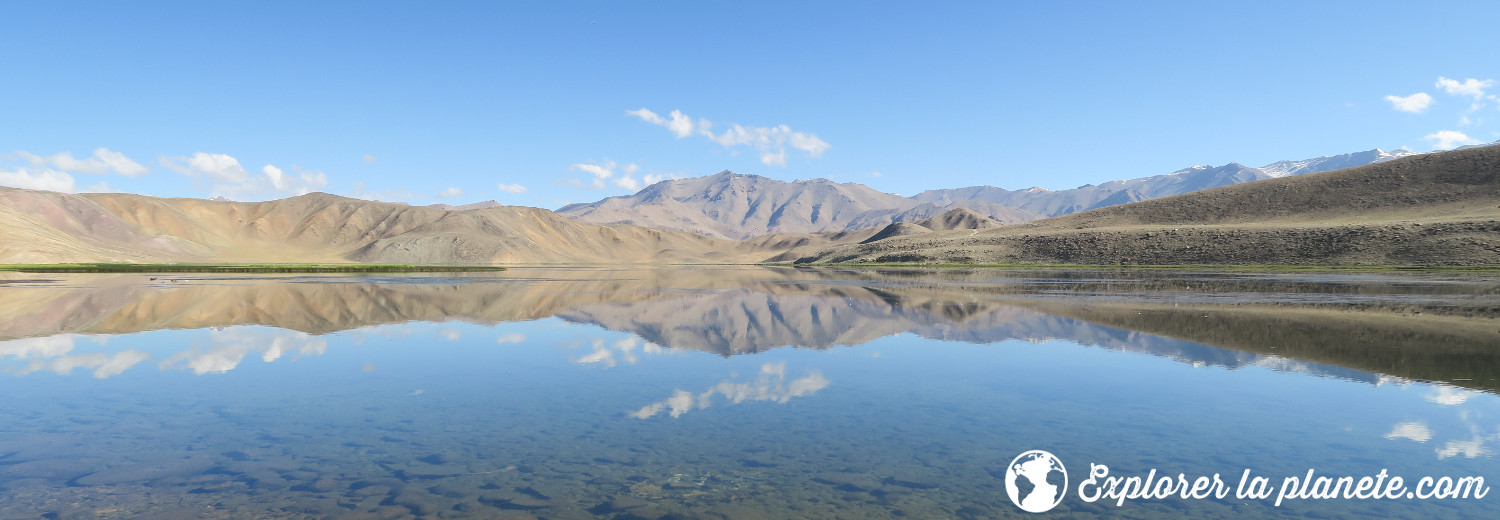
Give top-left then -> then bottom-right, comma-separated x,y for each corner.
0,263 -> 506,273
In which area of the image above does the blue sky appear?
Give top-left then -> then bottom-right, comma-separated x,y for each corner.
2,1 -> 1497,207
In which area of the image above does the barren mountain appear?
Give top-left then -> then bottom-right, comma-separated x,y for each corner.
557,145 -> 1465,240
912,162 -> 1275,217
0,189 -> 748,265
912,147 -> 1438,218
5,143 -> 1498,267
557,171 -> 925,239
791,145 -> 1500,266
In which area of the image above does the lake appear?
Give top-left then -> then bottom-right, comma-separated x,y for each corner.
1,267 -> 1496,519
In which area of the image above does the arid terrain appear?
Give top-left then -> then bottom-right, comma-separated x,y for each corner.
789,145 -> 1500,265
0,189 -> 752,265
1,145 -> 1497,266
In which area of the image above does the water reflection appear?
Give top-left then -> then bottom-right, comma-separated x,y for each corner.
571,337 -> 669,368
1,268 -> 1495,395
1380,383 -> 1500,462
629,361 -> 830,419
0,334 -> 149,379
0,268 -> 1496,519
156,328 -> 327,375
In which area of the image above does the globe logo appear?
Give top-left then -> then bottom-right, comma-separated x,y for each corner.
1005,450 -> 1068,513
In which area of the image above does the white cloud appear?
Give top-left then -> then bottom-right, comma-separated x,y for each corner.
262,165 -> 286,190
666,110 -> 695,138
495,333 -> 527,344
760,148 -> 788,167
627,108 -> 831,167
614,169 -> 645,191
568,159 -> 649,192
271,165 -> 328,196
438,187 -> 463,199
0,167 -> 76,192
496,183 -> 528,194
570,159 -> 617,190
614,175 -> 642,191
2,148 -> 151,192
438,328 -> 462,341
625,108 -> 666,125
1385,421 -> 1433,443
19,148 -> 149,177
1423,130 -> 1482,150
1436,77 -> 1494,99
1384,92 -> 1432,113
162,153 -> 326,200
161,152 -> 250,182
220,164 -> 325,199
362,154 -> 377,165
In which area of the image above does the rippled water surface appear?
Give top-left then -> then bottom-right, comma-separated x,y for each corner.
1,267 -> 1497,519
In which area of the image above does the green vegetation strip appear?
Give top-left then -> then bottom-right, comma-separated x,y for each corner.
0,264 -> 505,273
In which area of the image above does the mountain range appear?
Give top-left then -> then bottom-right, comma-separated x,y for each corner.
557,146 -> 1435,239
0,189 -> 751,265
0,141 -> 1495,266
792,144 -> 1500,266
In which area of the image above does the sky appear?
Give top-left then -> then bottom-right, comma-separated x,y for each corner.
2,1 -> 1498,207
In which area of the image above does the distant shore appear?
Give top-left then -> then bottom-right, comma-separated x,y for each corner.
0,263 -> 506,273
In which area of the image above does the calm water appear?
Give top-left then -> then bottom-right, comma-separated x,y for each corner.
1,267 -> 1497,519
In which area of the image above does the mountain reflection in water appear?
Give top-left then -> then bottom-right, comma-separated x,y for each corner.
1,267 -> 1498,520
2,267 -> 1496,393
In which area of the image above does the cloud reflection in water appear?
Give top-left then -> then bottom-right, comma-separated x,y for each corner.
630,361 -> 830,419
0,335 -> 149,379
158,327 -> 328,375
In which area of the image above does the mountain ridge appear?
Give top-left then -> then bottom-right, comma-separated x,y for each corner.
0,188 -> 749,265
3,141 -> 1498,266
788,144 -> 1500,266
559,142 -> 1493,239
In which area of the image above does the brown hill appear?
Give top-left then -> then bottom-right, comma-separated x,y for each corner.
911,207 -> 1002,231
790,146 -> 1500,266
0,189 -> 749,264
837,199 -> 1040,230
